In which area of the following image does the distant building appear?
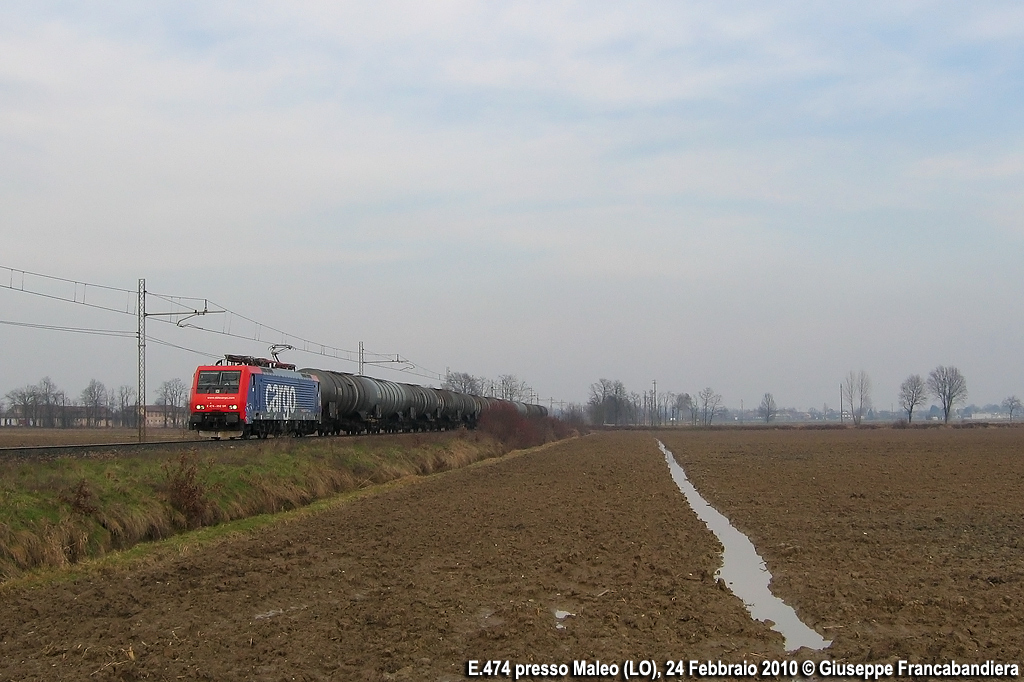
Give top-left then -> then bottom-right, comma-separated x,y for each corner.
2,403 -> 121,427
967,412 -> 1008,421
145,404 -> 188,428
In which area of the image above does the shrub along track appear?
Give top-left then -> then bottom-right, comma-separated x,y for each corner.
0,431 -> 783,681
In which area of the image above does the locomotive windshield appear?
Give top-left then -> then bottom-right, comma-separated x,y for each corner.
196,370 -> 242,394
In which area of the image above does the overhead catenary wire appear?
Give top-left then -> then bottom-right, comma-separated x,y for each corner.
144,313 -> 444,381
1,264 -> 136,294
147,335 -> 221,360
1,265 -> 139,317
2,302 -> 564,411
145,290 -> 444,380
1,265 -> 445,381
0,319 -> 136,338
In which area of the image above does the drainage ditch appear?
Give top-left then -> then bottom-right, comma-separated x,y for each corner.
658,440 -> 830,652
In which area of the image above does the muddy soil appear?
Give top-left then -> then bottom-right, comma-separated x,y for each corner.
660,427 -> 1024,663
0,432 -> 783,681
3,428 -> 1021,680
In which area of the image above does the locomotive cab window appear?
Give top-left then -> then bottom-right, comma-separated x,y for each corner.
196,370 -> 242,394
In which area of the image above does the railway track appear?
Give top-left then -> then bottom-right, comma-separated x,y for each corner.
0,420 -> 481,462
0,438 -> 235,461
0,429 -> 440,461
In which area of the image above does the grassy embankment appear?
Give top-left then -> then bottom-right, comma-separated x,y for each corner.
0,408 -> 577,581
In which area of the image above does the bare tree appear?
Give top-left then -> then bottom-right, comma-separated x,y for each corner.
589,379 -> 613,402
38,377 -> 62,427
81,379 -> 108,427
167,379 -> 188,427
587,379 -> 613,425
117,385 -> 137,428
587,379 -> 609,422
927,365 -> 967,423
54,390 -> 74,428
842,370 -> 871,425
898,374 -> 927,423
660,391 -> 672,426
157,379 -> 188,428
5,378 -> 64,427
758,392 -> 778,423
698,387 -> 722,426
496,374 -> 529,402
5,385 -> 35,425
561,403 -> 586,426
675,393 -> 694,426
622,391 -> 638,421
685,394 -> 700,425
861,372 -> 872,422
587,379 -> 630,425
614,381 -> 632,424
443,371 -> 482,395
1002,396 -> 1021,422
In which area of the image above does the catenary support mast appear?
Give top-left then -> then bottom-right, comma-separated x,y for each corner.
137,278 -> 146,443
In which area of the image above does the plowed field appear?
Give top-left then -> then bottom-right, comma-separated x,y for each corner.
2,428 -> 1022,680
659,427 -> 1024,663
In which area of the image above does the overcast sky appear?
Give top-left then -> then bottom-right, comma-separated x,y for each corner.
2,2 -> 1023,411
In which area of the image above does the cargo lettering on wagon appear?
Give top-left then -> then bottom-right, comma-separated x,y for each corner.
265,384 -> 298,417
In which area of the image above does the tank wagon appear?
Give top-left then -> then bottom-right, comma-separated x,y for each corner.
188,354 -> 547,439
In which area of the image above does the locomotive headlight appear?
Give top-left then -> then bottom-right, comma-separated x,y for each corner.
230,404 -> 238,410
197,405 -> 205,410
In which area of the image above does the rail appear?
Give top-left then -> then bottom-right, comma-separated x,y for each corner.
0,438 -> 230,461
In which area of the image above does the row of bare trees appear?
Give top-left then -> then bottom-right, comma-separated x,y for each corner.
584,380 -> 728,427
898,366 -> 969,423
2,377 -> 89,428
154,379 -> 189,427
792,366 -> 973,425
582,363 -> 1004,428
443,370 -> 535,402
2,377 -> 189,428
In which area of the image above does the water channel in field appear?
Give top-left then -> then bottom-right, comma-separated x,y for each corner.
658,440 -> 831,652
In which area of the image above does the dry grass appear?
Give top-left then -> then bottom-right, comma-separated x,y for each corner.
0,425 -> 571,581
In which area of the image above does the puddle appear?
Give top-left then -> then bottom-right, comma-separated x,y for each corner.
253,604 -> 307,620
477,607 -> 504,629
658,440 -> 831,652
254,608 -> 285,620
553,609 -> 574,630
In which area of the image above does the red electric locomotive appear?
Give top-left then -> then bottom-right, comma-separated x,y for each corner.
188,354 -> 320,439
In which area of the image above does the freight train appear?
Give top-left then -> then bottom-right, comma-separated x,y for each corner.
188,354 -> 547,439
